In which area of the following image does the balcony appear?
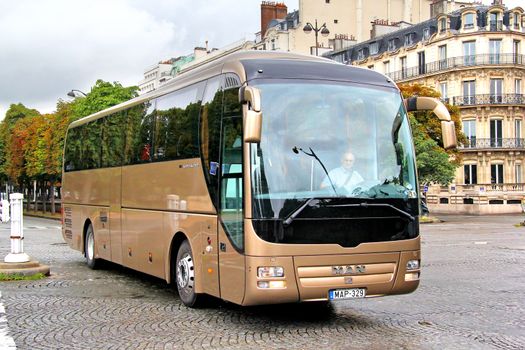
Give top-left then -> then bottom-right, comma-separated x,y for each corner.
451,94 -> 525,107
489,20 -> 503,31
386,53 -> 525,81
438,183 -> 525,193
458,138 -> 525,150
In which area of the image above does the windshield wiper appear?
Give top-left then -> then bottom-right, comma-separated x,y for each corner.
283,197 -> 320,227
292,146 -> 338,196
326,202 -> 415,222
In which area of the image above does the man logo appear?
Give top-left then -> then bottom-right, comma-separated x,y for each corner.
332,265 -> 366,275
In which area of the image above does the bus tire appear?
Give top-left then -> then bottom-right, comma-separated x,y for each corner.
175,240 -> 201,307
85,224 -> 100,269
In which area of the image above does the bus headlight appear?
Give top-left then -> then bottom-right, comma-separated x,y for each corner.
406,260 -> 420,270
257,280 -> 287,289
257,266 -> 284,278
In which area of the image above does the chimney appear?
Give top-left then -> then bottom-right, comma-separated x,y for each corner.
260,1 -> 288,38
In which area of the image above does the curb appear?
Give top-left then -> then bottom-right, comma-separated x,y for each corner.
0,261 -> 50,277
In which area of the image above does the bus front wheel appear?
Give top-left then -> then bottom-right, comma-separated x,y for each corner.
85,224 -> 100,269
175,240 -> 201,307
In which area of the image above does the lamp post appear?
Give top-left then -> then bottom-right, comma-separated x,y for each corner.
303,19 -> 330,56
67,89 -> 87,98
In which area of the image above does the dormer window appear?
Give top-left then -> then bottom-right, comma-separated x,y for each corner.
370,42 -> 379,55
423,27 -> 430,40
439,17 -> 447,33
513,13 -> 520,29
463,13 -> 474,29
388,39 -> 396,51
357,48 -> 366,60
489,12 -> 502,31
404,33 -> 415,46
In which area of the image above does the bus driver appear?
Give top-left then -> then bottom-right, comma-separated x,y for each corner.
320,151 -> 364,193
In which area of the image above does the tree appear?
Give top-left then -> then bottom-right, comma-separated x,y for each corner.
0,103 -> 40,181
399,83 -> 466,185
72,80 -> 138,120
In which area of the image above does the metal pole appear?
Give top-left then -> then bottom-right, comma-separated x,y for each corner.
4,193 -> 30,263
315,19 -> 319,56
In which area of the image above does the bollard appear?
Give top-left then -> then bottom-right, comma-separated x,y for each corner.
4,193 -> 30,263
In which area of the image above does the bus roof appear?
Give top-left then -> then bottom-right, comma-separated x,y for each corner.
68,50 -> 396,129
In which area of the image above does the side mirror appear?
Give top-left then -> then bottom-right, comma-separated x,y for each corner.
240,86 -> 262,143
404,96 -> 457,150
441,120 -> 457,150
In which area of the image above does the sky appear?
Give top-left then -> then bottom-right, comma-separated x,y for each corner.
0,0 -> 521,120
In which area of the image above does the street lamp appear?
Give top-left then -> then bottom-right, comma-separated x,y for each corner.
303,19 -> 330,56
67,89 -> 87,98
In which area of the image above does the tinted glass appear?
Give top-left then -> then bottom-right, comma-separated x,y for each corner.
102,111 -> 127,167
124,102 -> 154,164
155,82 -> 205,161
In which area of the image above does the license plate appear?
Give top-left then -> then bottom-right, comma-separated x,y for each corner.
329,288 -> 366,300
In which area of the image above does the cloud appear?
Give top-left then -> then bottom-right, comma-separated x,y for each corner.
0,0 -> 181,117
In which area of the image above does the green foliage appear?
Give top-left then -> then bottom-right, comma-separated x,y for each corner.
0,272 -> 46,281
398,83 -> 463,186
0,80 -> 137,189
71,80 -> 138,120
410,116 -> 457,185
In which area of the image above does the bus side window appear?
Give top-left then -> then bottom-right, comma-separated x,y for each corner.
200,76 -> 223,209
220,116 -> 243,250
124,102 -> 154,165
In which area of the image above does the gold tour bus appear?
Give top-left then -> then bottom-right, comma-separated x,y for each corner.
61,51 -> 456,307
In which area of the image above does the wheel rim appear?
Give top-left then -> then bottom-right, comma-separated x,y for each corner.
87,230 -> 94,260
177,254 -> 194,291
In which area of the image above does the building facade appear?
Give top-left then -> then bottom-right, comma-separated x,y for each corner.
326,2 -> 525,214
255,0 -> 433,55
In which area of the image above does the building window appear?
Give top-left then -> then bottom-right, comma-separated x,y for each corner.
439,17 -> 447,33
404,33 -> 415,46
418,51 -> 426,75
463,119 -> 476,148
423,27 -> 430,40
491,164 -> 504,184
462,80 -> 476,105
388,39 -> 396,51
490,78 -> 503,103
490,119 -> 503,147
370,42 -> 379,55
513,13 -> 520,29
489,12 -> 502,31
463,41 -> 476,65
516,79 -> 522,95
384,61 -> 390,74
440,82 -> 448,100
515,119 -> 522,147
439,45 -> 447,69
464,164 -> 477,184
464,13 -> 475,29
516,164 -> 522,183
325,0 -> 330,3
357,49 -> 365,60
400,56 -> 407,79
489,39 -> 501,64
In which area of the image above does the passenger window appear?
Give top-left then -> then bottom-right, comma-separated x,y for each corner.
220,116 -> 243,250
124,102 -> 154,164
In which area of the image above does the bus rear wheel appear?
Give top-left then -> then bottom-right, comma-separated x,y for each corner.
85,224 -> 100,269
175,240 -> 202,307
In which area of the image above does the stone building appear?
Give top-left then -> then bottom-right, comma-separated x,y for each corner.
255,0 -> 433,55
325,1 -> 525,214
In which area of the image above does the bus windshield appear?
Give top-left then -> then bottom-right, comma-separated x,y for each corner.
250,80 -> 418,221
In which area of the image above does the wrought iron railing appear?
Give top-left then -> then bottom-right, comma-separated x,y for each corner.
386,53 -> 525,81
436,183 -> 525,193
489,20 -> 504,31
459,138 -> 525,149
451,94 -> 525,106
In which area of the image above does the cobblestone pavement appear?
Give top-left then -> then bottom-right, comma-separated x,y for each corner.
0,215 -> 524,350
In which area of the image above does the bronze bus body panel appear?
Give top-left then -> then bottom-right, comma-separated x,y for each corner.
109,167 -> 123,265
121,159 -> 215,214
62,168 -> 112,205
217,225 -> 246,304
163,212 -> 219,297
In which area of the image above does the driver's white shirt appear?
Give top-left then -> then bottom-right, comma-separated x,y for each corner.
322,167 -> 364,192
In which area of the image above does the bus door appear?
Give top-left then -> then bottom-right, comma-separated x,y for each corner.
218,116 -> 245,304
